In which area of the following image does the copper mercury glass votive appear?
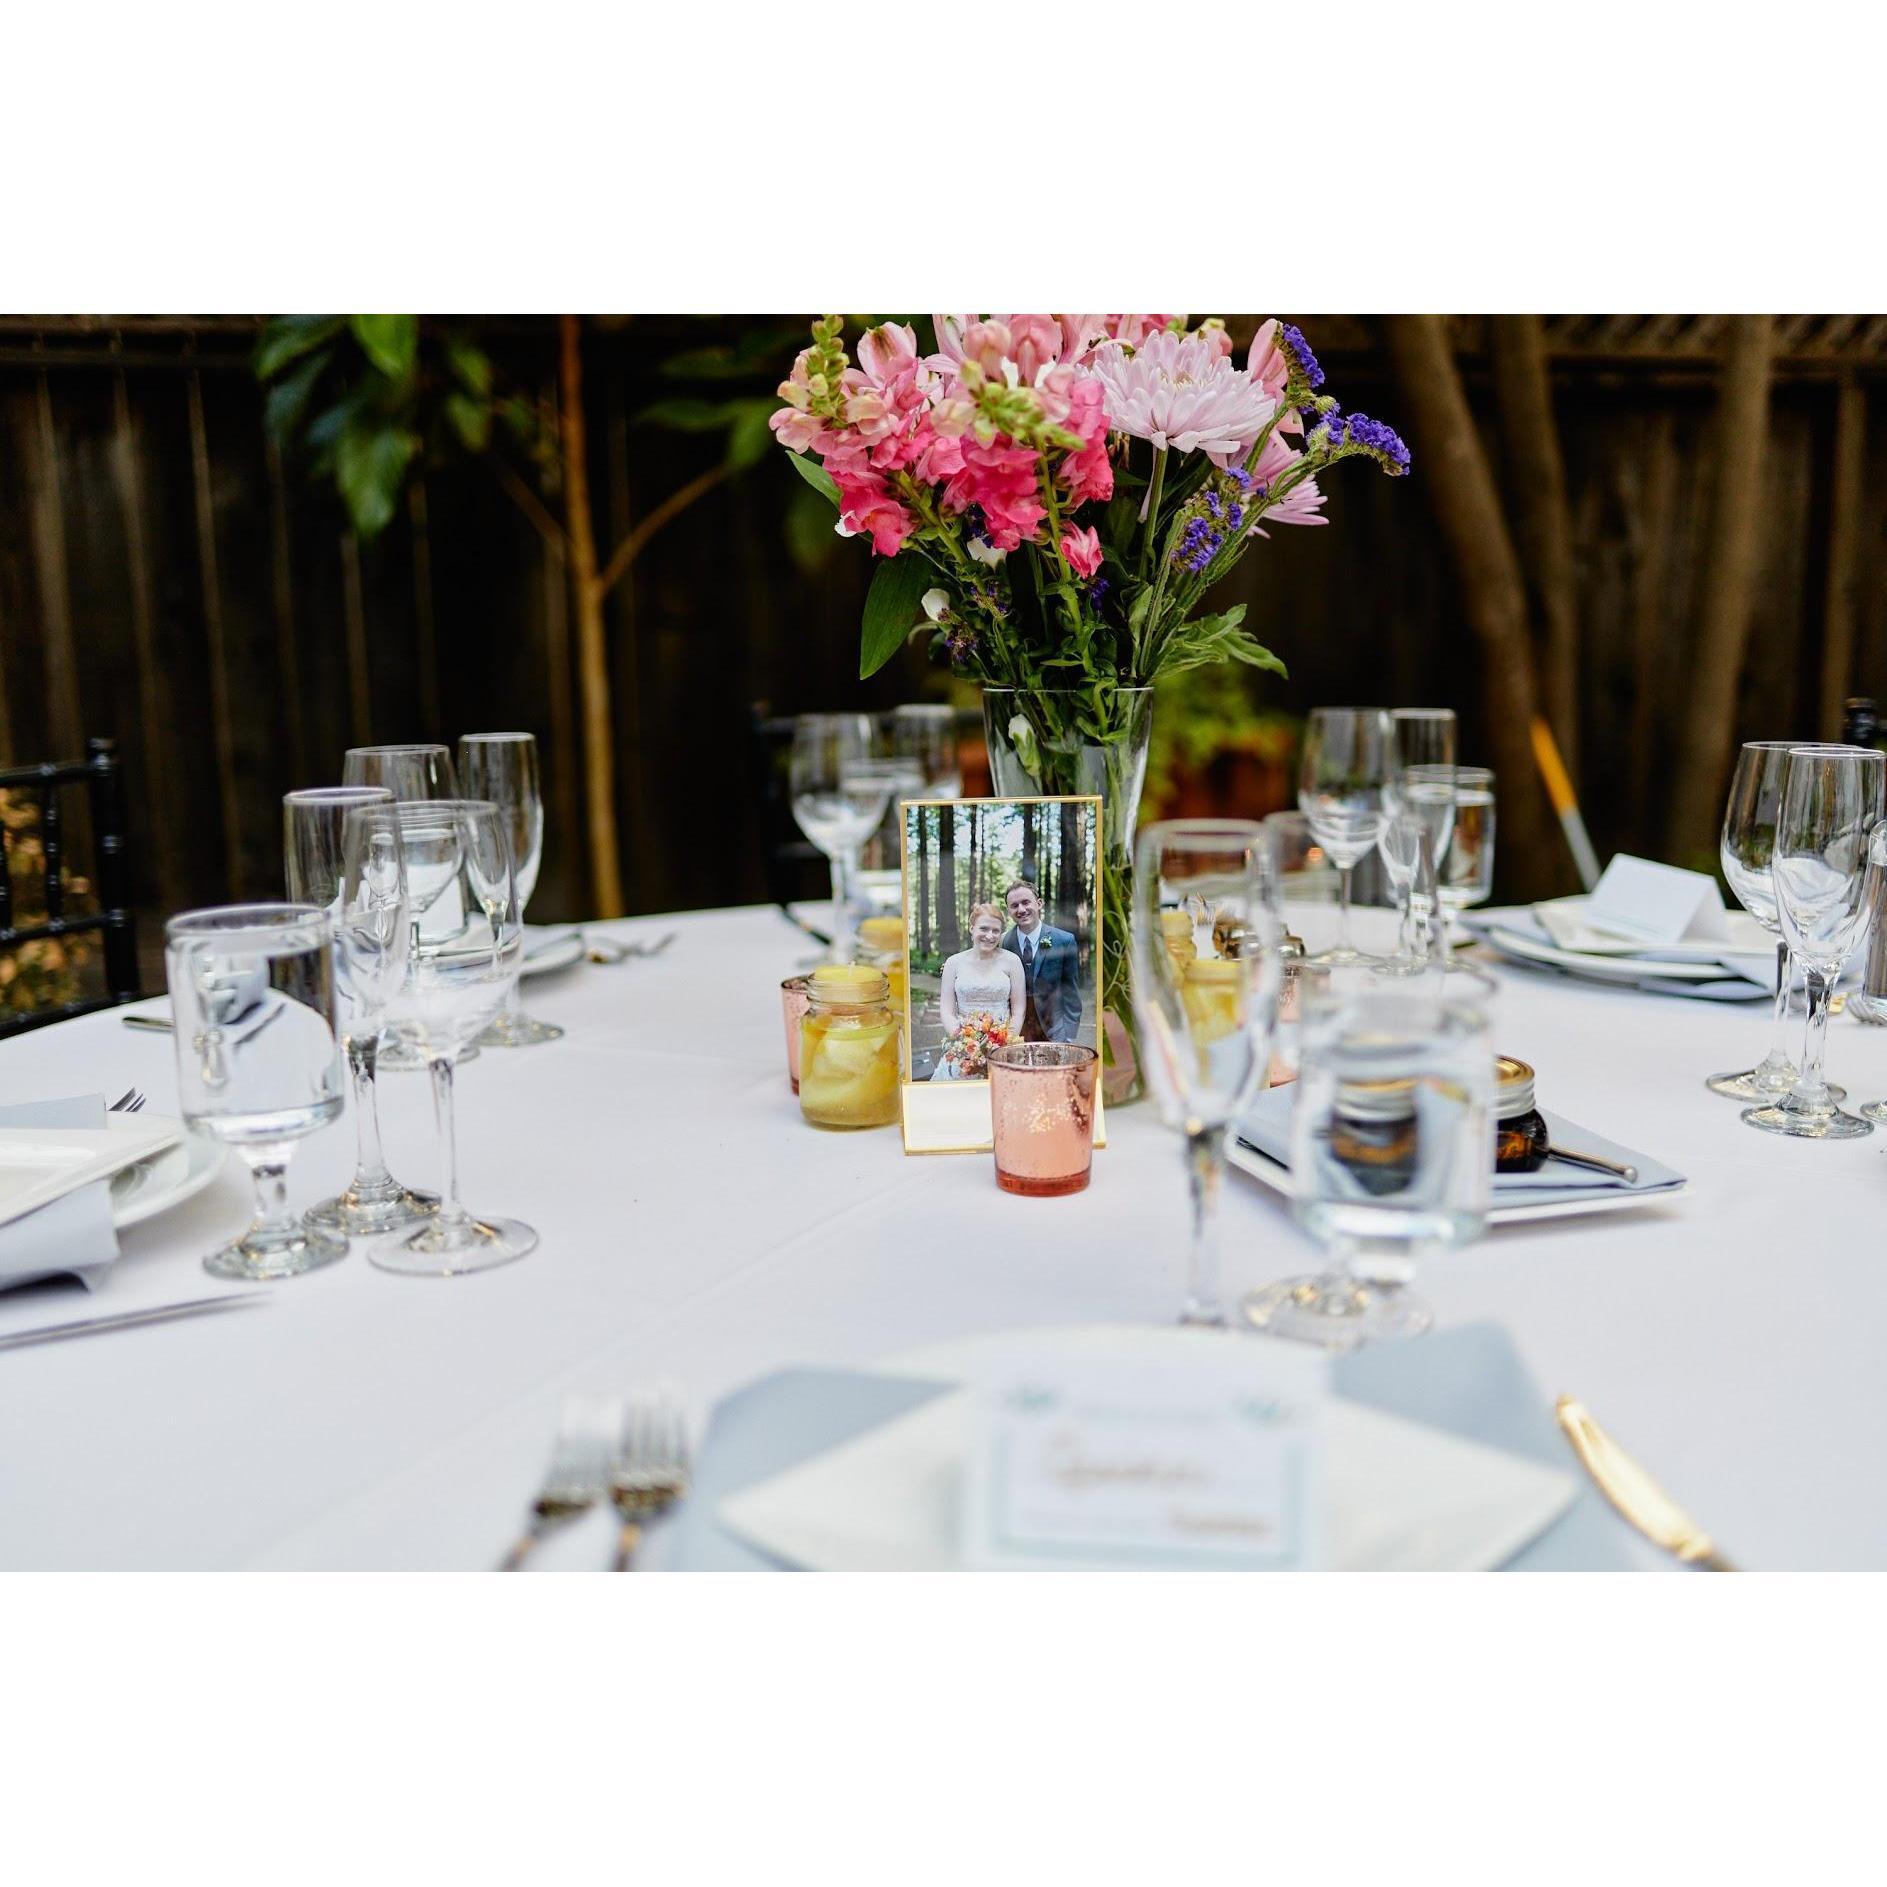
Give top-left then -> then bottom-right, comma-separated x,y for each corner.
781,974 -> 813,1093
988,1042 -> 1099,1197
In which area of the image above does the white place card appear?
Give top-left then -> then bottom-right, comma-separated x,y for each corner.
961,1351 -> 1328,1570
1582,854 -> 1730,947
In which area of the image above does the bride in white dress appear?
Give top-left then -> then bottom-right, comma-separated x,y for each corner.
931,903 -> 1027,1080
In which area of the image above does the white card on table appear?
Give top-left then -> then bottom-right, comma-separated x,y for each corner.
961,1350 -> 1328,1570
1582,854 -> 1730,947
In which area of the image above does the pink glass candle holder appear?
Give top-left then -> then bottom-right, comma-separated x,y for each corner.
781,974 -> 812,1093
989,1043 -> 1099,1197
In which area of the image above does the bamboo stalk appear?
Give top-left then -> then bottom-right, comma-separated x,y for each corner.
1818,375 -> 1865,739
29,369 -> 83,759
186,366 -> 241,897
339,531 -> 371,748
263,431 -> 307,788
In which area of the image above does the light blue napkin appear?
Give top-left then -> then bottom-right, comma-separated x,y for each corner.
663,1325 -> 1636,1571
1234,1085 -> 1686,1199
0,1095 -> 121,1293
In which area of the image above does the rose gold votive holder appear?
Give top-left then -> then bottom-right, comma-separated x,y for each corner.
988,1042 -> 1099,1197
781,974 -> 813,1093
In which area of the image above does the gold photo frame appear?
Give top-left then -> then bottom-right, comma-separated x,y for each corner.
898,794 -> 1107,1154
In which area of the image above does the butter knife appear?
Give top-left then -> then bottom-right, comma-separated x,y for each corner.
0,1293 -> 265,1352
1555,1396 -> 1736,1570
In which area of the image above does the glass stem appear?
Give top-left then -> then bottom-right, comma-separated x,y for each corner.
831,846 -> 859,949
1336,862 -> 1355,953
428,1055 -> 472,1233
349,1033 -> 393,1192
1762,940 -> 1794,1073
1794,968 -> 1834,1107
240,1145 -> 298,1247
1180,1124 -> 1226,1327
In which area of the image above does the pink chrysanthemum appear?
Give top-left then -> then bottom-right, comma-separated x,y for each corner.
1089,330 -> 1279,467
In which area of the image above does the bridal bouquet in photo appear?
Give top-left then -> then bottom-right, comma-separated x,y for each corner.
941,1010 -> 1012,1080
772,314 -> 1411,1102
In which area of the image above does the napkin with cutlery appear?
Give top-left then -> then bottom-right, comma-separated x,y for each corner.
0,1096 -> 177,1293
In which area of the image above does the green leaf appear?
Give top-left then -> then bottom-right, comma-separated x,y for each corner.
784,484 -> 838,575
859,554 -> 935,680
255,314 -> 344,382
638,397 -> 747,431
444,335 -> 493,397
444,392 -> 491,452
659,327 -> 805,380
724,400 -> 776,471
350,314 -> 419,381
335,422 -> 420,537
263,353 -> 327,443
784,449 -> 839,506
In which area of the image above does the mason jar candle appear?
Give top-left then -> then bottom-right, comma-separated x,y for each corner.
799,965 -> 901,1130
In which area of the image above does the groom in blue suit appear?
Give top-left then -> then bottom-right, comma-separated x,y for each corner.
1003,880 -> 1083,1044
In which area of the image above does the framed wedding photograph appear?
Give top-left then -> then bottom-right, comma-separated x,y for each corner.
898,795 -> 1105,1154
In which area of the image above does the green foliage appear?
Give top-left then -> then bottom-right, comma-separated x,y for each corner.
1143,665 -> 1299,809
785,449 -> 840,505
860,554 -> 935,679
349,314 -> 418,381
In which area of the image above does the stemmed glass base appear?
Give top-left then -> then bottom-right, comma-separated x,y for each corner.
1860,1102 -> 1887,1124
370,1213 -> 539,1277
305,1180 -> 438,1239
477,1009 -> 565,1047
1707,1066 -> 1844,1103
205,1221 -> 348,1282
379,1037 -> 479,1070
1241,1274 -> 1432,1351
1741,1092 -> 1873,1139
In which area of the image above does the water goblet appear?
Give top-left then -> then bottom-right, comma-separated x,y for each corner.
343,744 -> 460,801
1742,744 -> 1883,1140
459,732 -> 563,1047
374,800 -> 539,1275
790,713 -> 893,954
1134,819 -> 1284,1326
284,788 -> 437,1237
1379,764 -> 1457,973
1243,966 -> 1495,1351
165,904 -> 349,1280
1298,707 -> 1393,966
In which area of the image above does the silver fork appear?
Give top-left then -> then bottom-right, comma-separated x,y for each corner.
109,1087 -> 146,1114
497,1395 -> 621,1571
587,930 -> 678,965
608,1390 -> 692,1570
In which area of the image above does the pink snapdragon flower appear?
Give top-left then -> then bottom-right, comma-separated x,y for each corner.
1054,371 -> 1114,506
941,434 -> 1045,552
1103,314 -> 1181,348
1061,525 -> 1103,578
1089,330 -> 1278,467
769,342 -> 836,454
931,314 -> 1110,377
833,469 -> 917,556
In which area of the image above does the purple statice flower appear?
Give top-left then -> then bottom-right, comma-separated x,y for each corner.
1320,409 -> 1411,475
1170,469 -> 1254,574
1279,323 -> 1325,392
1088,576 -> 1111,606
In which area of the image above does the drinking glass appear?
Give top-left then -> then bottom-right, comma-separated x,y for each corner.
284,788 -> 436,1237
343,744 -> 460,801
1379,764 -> 1458,972
790,714 -> 894,952
375,800 -> 539,1274
1134,819 -> 1285,1326
1243,967 -> 1495,1350
888,704 -> 961,797
1264,809 -> 1336,901
165,904 -> 349,1280
459,732 -> 563,1048
1437,765 -> 1497,916
1707,741 -> 1828,1103
1742,744 -> 1883,1140
1298,707 -> 1393,965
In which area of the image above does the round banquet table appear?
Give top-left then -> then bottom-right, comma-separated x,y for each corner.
2,900 -> 1884,1572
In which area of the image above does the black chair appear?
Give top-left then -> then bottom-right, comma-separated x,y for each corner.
0,736 -> 141,1036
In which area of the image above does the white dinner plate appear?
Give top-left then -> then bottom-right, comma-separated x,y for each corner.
520,927 -> 585,978
109,1117 -> 230,1230
1474,921 -> 1761,986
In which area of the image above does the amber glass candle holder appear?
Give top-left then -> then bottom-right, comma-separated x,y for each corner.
988,1043 -> 1099,1196
781,974 -> 813,1093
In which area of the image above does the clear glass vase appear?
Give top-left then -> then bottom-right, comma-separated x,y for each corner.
982,686 -> 1153,1105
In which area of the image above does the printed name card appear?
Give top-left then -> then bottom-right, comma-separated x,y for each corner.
1583,854 -> 1730,947
961,1351 -> 1328,1570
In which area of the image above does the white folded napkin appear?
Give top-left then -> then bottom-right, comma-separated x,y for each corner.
717,1386 -> 1575,1573
0,1096 -> 119,1293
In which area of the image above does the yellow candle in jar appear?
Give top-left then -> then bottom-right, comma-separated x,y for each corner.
1181,957 -> 1244,1043
800,966 -> 901,1129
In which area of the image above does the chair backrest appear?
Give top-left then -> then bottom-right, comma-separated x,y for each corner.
0,736 -> 141,1036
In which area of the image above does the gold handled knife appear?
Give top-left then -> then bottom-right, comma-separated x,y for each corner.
1555,1396 -> 1736,1570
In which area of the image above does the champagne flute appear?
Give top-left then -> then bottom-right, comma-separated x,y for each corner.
165,904 -> 349,1280
790,714 -> 893,954
459,732 -> 563,1047
1133,819 -> 1284,1326
343,744 -> 460,801
1707,741 -> 1833,1103
375,800 -> 539,1274
284,788 -> 436,1236
1298,707 -> 1393,966
1742,744 -> 1882,1140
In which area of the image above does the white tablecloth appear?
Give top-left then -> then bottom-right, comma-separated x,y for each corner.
2,902 -> 1884,1570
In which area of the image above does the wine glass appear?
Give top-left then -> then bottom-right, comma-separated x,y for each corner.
1133,819 -> 1285,1326
164,904 -> 349,1280
375,800 -> 539,1275
1437,766 -> 1497,917
1379,766 -> 1458,973
888,705 -> 961,797
790,714 -> 894,953
1243,966 -> 1495,1350
1742,744 -> 1883,1140
283,788 -> 436,1237
459,732 -> 563,1048
1706,741 -> 1833,1103
343,744 -> 459,801
1298,707 -> 1393,966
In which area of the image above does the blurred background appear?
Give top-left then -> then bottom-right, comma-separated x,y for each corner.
3,313 -> 1884,1010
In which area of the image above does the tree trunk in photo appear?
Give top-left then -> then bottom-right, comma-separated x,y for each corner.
916,810 -> 931,957
1665,315 -> 1774,868
1379,316 -> 1559,899
1060,802 -> 1084,929
969,812 -> 981,913
938,802 -> 958,948
1488,315 -> 1582,784
1021,803 -> 1038,883
558,313 -> 624,918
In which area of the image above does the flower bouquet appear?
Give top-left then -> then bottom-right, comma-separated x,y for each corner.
940,1010 -> 1012,1080
772,314 -> 1410,1101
